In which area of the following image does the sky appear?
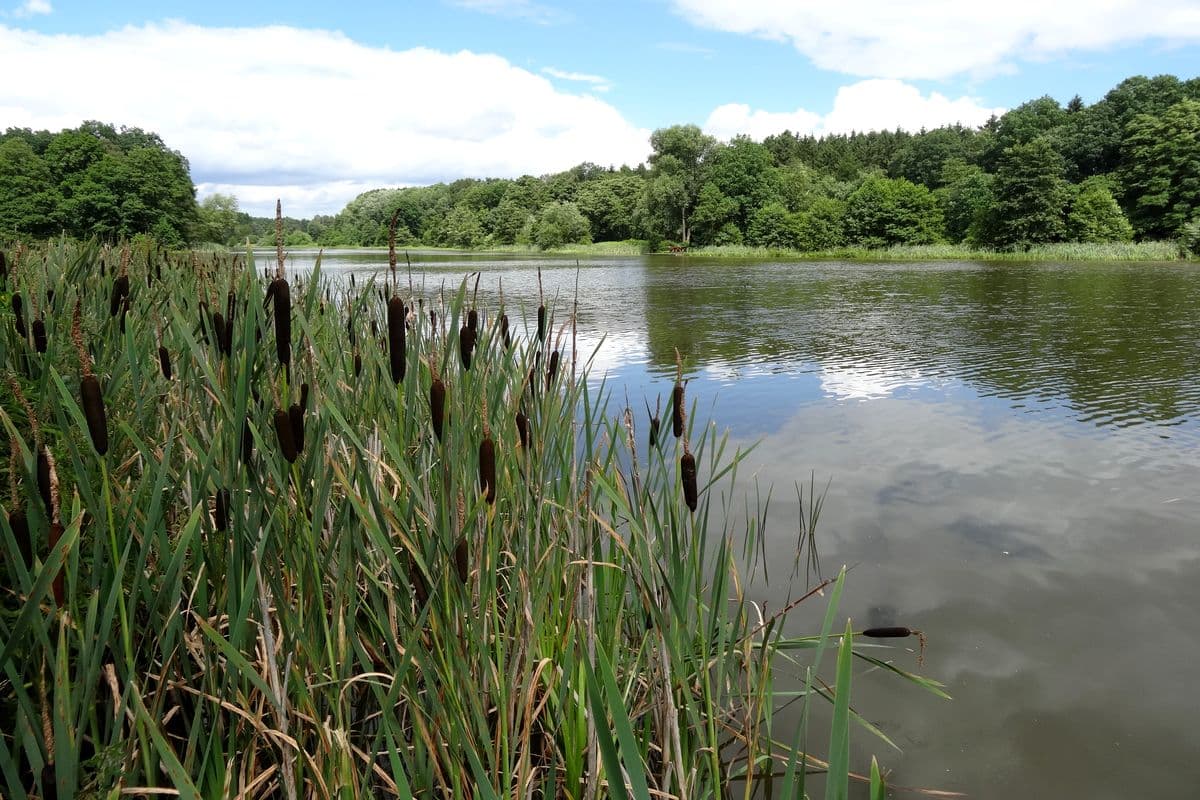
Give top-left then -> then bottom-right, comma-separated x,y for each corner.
1,0 -> 1198,217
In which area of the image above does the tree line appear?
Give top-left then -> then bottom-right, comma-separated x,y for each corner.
3,74 -> 1200,253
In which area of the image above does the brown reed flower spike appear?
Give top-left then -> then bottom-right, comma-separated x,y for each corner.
388,295 -> 406,384
158,346 -> 172,380
289,403 -> 305,453
430,374 -> 446,442
12,293 -> 25,338
459,323 -> 476,371
32,318 -> 46,353
479,430 -> 496,504
680,447 -> 698,512
273,408 -> 298,463
74,300 -> 108,456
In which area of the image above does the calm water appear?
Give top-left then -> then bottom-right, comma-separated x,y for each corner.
284,249 -> 1200,799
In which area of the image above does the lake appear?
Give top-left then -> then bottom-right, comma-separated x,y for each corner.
281,249 -> 1200,799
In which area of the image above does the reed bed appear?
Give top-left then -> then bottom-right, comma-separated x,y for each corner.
692,240 -> 1184,262
0,234 -> 942,799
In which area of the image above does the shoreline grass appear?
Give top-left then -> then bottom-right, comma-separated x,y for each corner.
0,237 -> 942,797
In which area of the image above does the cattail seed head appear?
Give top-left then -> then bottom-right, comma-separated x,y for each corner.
32,318 -> 47,353
81,374 -> 109,455
109,275 -> 129,318
680,451 -> 698,512
454,536 -> 469,584
672,384 -> 685,438
537,304 -> 547,342
459,324 -> 476,371
37,447 -> 52,517
300,382 -> 310,410
9,508 -> 30,568
241,420 -> 253,468
288,403 -> 305,453
467,308 -> 478,332
479,436 -> 496,504
353,352 -> 362,377
547,350 -> 560,389
430,377 -> 446,442
387,296 -> 406,384
499,313 -> 511,348
212,312 -> 227,356
158,346 -> 172,380
214,489 -> 230,532
270,278 -> 291,369
12,292 -> 25,338
273,408 -> 298,463
515,411 -> 531,449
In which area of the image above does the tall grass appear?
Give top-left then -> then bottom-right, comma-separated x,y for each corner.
0,236 -> 942,798
691,240 -> 1184,262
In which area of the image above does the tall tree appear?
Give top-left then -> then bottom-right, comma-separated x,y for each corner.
643,125 -> 716,245
1122,98 -> 1200,239
843,175 -> 943,247
982,138 -> 1070,248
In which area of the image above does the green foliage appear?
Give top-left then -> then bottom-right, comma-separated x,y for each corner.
938,161 -> 994,244
1179,216 -> 1200,258
844,175 -> 943,247
981,138 -> 1070,249
441,203 -> 486,248
532,200 -> 591,249
746,202 -> 800,249
644,124 -> 718,244
0,138 -> 61,238
794,198 -> 847,251
1122,98 -> 1200,239
1067,178 -> 1134,243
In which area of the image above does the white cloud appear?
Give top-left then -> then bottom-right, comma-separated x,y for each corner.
0,21 -> 649,217
12,0 -> 51,18
671,0 -> 1200,79
449,0 -> 567,25
542,66 -> 611,92
704,79 -> 1005,140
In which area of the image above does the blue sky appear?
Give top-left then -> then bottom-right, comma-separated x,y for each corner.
3,0 -> 1198,215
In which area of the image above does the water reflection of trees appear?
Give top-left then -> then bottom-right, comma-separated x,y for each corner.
642,258 -> 1200,427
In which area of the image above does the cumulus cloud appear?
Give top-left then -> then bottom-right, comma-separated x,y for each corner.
671,0 -> 1200,79
448,0 -> 567,25
0,21 -> 649,216
704,79 -> 1005,140
12,0 -> 51,17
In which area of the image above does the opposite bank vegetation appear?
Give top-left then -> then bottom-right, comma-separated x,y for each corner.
0,219 -> 946,799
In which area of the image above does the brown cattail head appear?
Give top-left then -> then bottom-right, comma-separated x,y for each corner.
118,295 -> 130,334
80,374 -> 109,456
37,446 -> 52,518
32,318 -> 47,354
499,313 -> 511,348
270,278 -> 291,369
241,420 -> 253,468
288,403 -> 305,453
680,450 -> 698,512
387,296 -> 406,384
515,410 -> 531,449
353,352 -> 362,377
214,489 -> 230,532
458,324 -> 476,371
430,308 -> 437,330
671,384 -> 685,438
212,313 -> 228,357
158,346 -> 172,380
109,275 -> 130,318
430,376 -> 446,442
12,292 -> 25,338
479,436 -> 496,504
546,350 -> 560,389
299,382 -> 310,411
536,304 -> 547,342
9,508 -> 30,568
273,408 -> 298,463
467,308 -> 478,332
454,536 -> 469,584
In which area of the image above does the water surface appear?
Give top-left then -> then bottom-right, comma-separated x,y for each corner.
284,249 -> 1200,798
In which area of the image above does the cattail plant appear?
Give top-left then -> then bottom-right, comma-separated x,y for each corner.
546,350 -> 560,389
8,443 -> 30,567
454,535 -> 469,585
289,402 -> 305,453
647,397 -> 661,449
515,409 -> 532,449
536,304 -> 546,342
12,292 -> 25,338
273,407 -> 298,463
681,444 -> 698,512
241,420 -> 254,468
73,300 -> 108,456
158,345 -> 172,380
430,371 -> 446,442
32,317 -> 47,354
110,275 -> 130,318
479,415 -> 496,505
672,353 -> 686,439
36,447 -> 51,518
214,489 -> 230,532
459,323 -> 476,371
388,295 -> 406,384
266,200 -> 291,371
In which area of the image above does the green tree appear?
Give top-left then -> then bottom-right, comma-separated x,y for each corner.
889,126 -> 980,188
573,174 -> 642,241
981,138 -> 1070,248
0,138 -> 61,238
643,125 -> 717,244
1122,99 -> 1200,239
196,194 -> 246,245
793,198 -> 846,251
533,201 -> 591,250
1067,178 -> 1133,242
937,161 -> 993,244
843,175 -> 943,247
746,202 -> 799,249
705,136 -> 779,230
689,182 -> 738,245
441,204 -> 485,248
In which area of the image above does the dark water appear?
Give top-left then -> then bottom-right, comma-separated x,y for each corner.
283,249 -> 1200,799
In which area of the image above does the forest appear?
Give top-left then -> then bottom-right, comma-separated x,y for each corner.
2,74 -> 1199,254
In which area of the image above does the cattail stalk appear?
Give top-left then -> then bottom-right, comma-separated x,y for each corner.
73,301 -> 108,456
274,408 -> 298,463
388,295 -> 406,384
430,374 -> 446,442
